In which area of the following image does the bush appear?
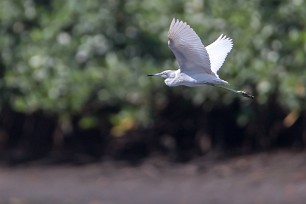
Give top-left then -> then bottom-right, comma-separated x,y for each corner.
0,0 -> 306,163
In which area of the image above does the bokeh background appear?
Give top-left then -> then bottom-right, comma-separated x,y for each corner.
1,0 -> 306,203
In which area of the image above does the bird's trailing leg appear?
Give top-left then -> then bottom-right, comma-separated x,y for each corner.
212,85 -> 254,99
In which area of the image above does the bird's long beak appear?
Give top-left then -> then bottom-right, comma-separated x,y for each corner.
147,73 -> 160,76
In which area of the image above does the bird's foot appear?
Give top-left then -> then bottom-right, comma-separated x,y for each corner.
237,91 -> 254,99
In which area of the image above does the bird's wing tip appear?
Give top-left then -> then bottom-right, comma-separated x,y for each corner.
170,18 -> 178,30
217,34 -> 234,45
171,18 -> 187,25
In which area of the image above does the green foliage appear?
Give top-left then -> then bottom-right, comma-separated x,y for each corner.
1,0 -> 306,130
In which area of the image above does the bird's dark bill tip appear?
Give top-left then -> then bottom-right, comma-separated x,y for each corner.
147,74 -> 155,76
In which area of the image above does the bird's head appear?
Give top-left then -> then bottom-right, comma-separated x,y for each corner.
147,70 -> 176,79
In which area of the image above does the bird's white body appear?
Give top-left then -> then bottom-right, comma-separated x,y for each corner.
148,18 -> 254,99
164,69 -> 228,87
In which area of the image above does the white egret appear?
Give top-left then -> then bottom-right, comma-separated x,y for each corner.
148,18 -> 254,99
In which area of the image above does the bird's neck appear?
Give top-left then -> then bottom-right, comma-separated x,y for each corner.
165,70 -> 180,87
165,78 -> 177,86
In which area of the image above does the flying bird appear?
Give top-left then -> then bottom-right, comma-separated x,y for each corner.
148,18 -> 254,99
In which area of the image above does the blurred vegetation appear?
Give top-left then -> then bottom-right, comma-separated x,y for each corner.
0,0 -> 306,164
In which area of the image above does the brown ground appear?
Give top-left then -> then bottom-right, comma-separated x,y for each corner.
1,151 -> 306,204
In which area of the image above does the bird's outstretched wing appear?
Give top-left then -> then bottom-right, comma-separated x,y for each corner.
206,34 -> 233,74
168,18 -> 212,74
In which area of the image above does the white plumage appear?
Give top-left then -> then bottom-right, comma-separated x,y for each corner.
168,18 -> 212,74
206,34 -> 233,75
148,18 -> 253,99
